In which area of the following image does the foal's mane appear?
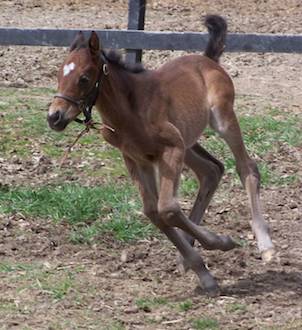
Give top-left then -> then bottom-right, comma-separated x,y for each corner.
102,50 -> 146,74
72,36 -> 145,74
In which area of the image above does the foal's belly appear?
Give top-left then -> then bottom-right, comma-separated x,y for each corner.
171,105 -> 210,148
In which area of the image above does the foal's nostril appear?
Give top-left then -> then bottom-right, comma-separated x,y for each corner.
48,110 -> 62,125
47,110 -> 68,131
53,111 -> 61,123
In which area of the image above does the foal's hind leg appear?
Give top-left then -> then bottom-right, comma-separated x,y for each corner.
177,144 -> 224,272
210,103 -> 274,261
184,143 -> 225,245
157,123 -> 238,252
123,155 -> 219,295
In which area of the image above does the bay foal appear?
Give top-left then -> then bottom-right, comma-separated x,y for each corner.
48,15 -> 274,294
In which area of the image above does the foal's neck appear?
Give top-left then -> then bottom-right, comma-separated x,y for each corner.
96,64 -> 141,129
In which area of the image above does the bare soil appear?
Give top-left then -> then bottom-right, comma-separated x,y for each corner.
0,1 -> 301,329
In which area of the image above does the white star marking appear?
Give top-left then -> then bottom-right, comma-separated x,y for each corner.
63,62 -> 76,76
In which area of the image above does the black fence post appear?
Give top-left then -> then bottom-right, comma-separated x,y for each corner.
126,0 -> 146,64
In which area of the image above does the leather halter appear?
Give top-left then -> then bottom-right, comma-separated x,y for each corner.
54,54 -> 108,125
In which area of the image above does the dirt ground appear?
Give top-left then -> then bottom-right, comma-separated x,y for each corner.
0,0 -> 302,329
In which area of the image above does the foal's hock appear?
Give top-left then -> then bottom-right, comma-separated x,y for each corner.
48,15 -> 274,295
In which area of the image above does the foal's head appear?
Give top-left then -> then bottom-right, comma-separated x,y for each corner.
48,31 -> 102,131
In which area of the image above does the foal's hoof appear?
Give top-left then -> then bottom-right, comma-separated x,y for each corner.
195,284 -> 221,297
196,273 -> 221,297
261,247 -> 275,263
220,235 -> 240,251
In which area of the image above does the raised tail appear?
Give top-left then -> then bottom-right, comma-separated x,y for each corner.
204,15 -> 227,62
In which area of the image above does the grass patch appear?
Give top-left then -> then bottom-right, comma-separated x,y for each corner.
0,183 -> 137,223
192,317 -> 219,330
0,261 -> 77,301
226,302 -> 247,313
179,299 -> 193,312
240,109 -> 301,151
180,175 -> 199,198
0,301 -> 19,313
136,296 -> 168,311
258,163 -> 298,187
69,215 -> 154,244
34,271 -> 74,300
0,87 -> 54,157
0,262 -> 35,273
0,183 -> 155,243
203,108 -> 301,158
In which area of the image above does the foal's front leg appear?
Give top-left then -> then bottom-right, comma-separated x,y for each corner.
123,155 -> 219,294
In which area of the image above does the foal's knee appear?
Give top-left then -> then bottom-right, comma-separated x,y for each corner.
158,202 -> 181,227
144,207 -> 166,230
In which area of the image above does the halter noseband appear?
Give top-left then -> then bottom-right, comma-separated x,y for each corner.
54,55 -> 108,125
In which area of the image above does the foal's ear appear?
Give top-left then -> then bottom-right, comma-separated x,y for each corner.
89,31 -> 101,55
70,31 -> 85,52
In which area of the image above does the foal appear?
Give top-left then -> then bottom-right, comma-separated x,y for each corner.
48,15 -> 274,294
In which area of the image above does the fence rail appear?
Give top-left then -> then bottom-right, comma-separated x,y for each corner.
1,27 -> 302,53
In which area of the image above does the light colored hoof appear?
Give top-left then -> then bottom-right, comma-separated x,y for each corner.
261,247 -> 275,263
177,263 -> 188,275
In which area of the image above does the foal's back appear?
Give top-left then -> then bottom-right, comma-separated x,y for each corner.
143,54 -> 234,148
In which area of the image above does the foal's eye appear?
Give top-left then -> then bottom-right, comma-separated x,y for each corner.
79,75 -> 90,86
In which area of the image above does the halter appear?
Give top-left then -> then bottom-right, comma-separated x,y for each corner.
54,54 -> 109,125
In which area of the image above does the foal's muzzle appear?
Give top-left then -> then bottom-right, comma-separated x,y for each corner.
47,110 -> 69,131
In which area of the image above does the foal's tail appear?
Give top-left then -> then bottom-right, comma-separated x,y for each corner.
204,15 -> 227,62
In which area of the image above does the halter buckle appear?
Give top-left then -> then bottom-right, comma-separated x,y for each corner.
103,64 -> 109,76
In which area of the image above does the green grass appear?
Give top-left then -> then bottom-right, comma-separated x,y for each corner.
0,261 -> 75,301
179,299 -> 193,312
226,302 -> 247,313
34,271 -> 74,300
69,214 -> 155,244
0,301 -> 19,313
0,262 -> 35,273
0,183 -> 155,243
203,108 -> 301,157
192,317 -> 219,330
136,296 -> 168,311
0,87 -> 55,157
0,183 -> 135,223
180,175 -> 199,198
